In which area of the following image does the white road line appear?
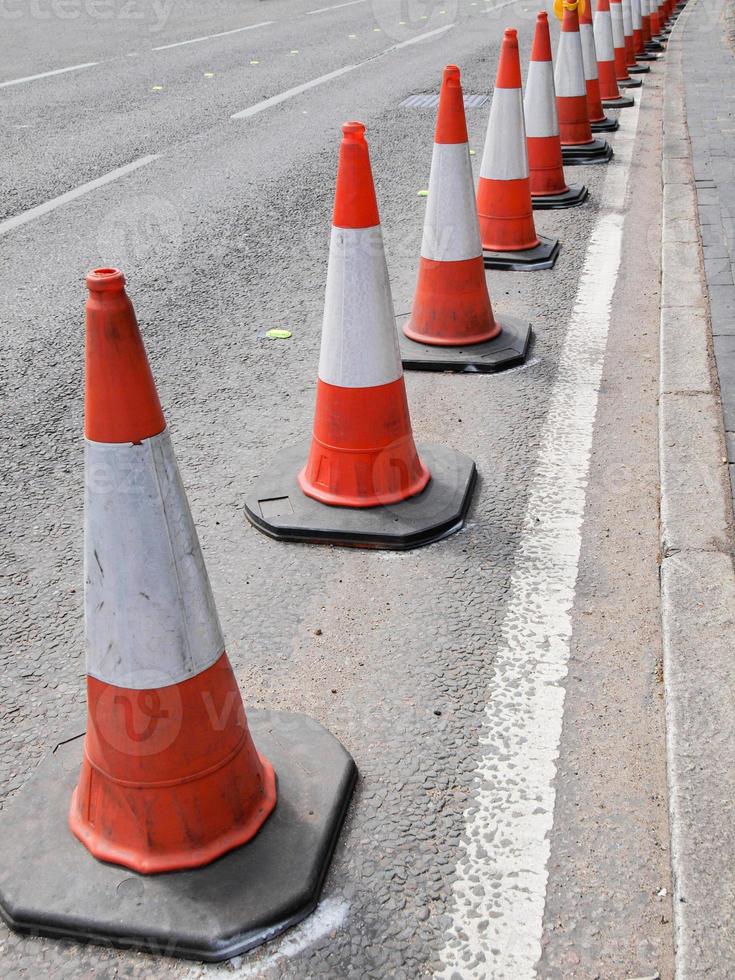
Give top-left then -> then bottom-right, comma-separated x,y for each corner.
0,62 -> 99,89
0,156 -> 160,238
307,0 -> 366,13
231,24 -> 454,119
437,101 -> 642,979
152,21 -> 274,52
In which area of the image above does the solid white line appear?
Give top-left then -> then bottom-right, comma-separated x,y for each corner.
0,155 -> 160,238
152,21 -> 273,51
437,100 -> 642,978
231,24 -> 454,119
307,0 -> 366,13
0,62 -> 99,88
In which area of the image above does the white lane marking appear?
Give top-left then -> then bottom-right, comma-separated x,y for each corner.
152,21 -> 274,52
437,96 -> 642,979
0,155 -> 159,238
231,24 -> 454,119
183,897 -> 350,979
0,62 -> 98,89
307,0 -> 366,13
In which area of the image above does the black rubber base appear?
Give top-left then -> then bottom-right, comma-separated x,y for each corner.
602,92 -> 636,108
482,234 -> 560,271
618,76 -> 643,88
628,63 -> 650,73
0,713 -> 357,962
531,183 -> 589,210
591,114 -> 620,132
646,40 -> 666,51
561,139 -> 614,166
244,442 -> 476,550
636,51 -> 659,61
397,313 -> 532,373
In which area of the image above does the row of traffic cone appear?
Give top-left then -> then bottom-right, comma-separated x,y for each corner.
0,0 -> 685,967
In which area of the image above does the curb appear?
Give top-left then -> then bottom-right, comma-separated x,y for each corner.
659,5 -> 735,976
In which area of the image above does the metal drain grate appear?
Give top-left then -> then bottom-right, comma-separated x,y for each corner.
399,93 -> 489,109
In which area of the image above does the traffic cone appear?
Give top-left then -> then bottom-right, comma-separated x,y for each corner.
477,28 -> 560,270
0,269 -> 357,961
646,0 -> 666,49
595,0 -> 636,107
611,0 -> 642,84
623,0 -> 650,71
634,0 -> 659,59
525,13 -> 589,205
555,1 -> 613,164
398,66 -> 533,372
579,0 -> 620,131
245,122 -> 476,547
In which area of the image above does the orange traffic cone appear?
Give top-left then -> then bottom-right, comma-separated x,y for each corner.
399,65 -> 533,372
634,0 -> 659,59
477,28 -> 560,270
0,269 -> 357,961
579,0 -> 620,131
525,13 -> 588,206
610,0 -> 642,86
71,268 -> 277,874
646,0 -> 666,49
245,122 -> 476,548
622,0 -> 650,72
555,1 -> 613,164
595,0 -> 636,106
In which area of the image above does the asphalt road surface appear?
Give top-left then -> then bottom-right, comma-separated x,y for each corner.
0,1 -> 674,977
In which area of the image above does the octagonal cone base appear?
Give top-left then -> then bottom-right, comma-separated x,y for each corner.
636,51 -> 659,61
531,183 -> 588,210
0,711 -> 357,963
561,139 -> 614,165
646,40 -> 666,51
602,93 -> 636,108
244,442 -> 476,550
482,234 -> 559,271
618,76 -> 643,88
627,63 -> 650,73
397,313 -> 532,373
591,115 -> 620,132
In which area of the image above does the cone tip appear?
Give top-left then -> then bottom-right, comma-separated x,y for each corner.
504,27 -> 518,41
341,120 -> 366,141
87,268 -> 126,293
537,10 -> 548,21
443,64 -> 461,85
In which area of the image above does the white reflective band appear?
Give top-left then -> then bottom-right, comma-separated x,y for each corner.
421,142 -> 482,263
555,30 -> 586,98
479,86 -> 529,181
622,0 -> 633,36
594,9 -> 615,60
319,225 -> 402,388
632,0 -> 642,30
85,430 -> 225,689
580,23 -> 600,81
524,60 -> 559,138
610,1 -> 625,48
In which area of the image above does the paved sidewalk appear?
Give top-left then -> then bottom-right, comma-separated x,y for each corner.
682,0 -> 735,505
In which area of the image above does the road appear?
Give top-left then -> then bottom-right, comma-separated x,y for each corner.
0,1 -> 675,977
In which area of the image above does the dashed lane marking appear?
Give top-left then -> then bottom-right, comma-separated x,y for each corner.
307,0 -> 367,13
0,156 -> 160,238
437,95 -> 642,979
152,22 -> 274,52
231,24 -> 454,120
0,62 -> 99,88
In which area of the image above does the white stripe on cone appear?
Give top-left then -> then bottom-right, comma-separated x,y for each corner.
524,60 -> 559,138
479,87 -> 529,181
622,0 -> 633,38
632,0 -> 643,31
580,22 -> 600,81
610,1 -> 626,49
421,142 -> 483,263
319,225 -> 402,388
85,429 -> 225,689
594,9 -> 616,61
555,29 -> 587,98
